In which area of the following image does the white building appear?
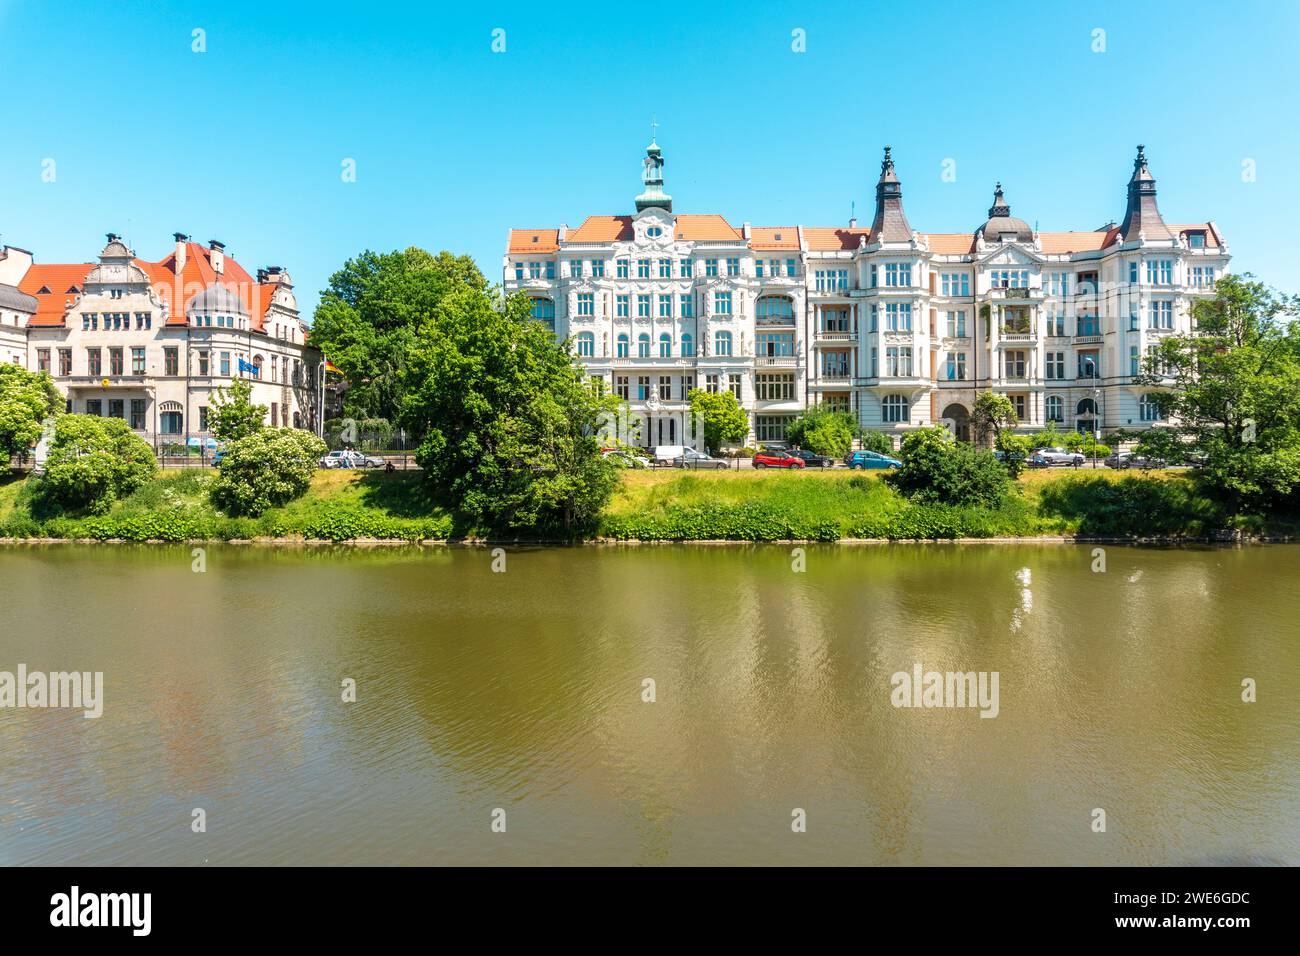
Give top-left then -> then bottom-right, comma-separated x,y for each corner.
504,142 -> 1229,447
3,233 -> 321,447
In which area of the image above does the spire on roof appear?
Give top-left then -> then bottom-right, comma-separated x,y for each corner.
635,131 -> 673,213
988,182 -> 1011,219
1119,144 -> 1171,241
868,145 -> 911,243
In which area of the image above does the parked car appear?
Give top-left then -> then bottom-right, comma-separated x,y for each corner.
789,449 -> 835,468
652,445 -> 688,466
1105,451 -> 1166,470
1029,447 -> 1085,467
752,450 -> 806,469
674,448 -> 728,470
601,449 -> 650,469
320,450 -> 385,469
845,450 -> 902,470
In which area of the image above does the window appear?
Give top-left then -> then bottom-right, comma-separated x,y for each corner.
636,376 -> 651,401
545,261 -> 555,280
882,394 -> 909,423
576,293 -> 594,317
86,399 -> 102,416
569,260 -> 583,278
164,347 -> 178,376
1045,351 -> 1065,380
658,259 -> 671,279
756,296 -> 794,324
87,348 -> 102,376
130,399 -> 146,430
1010,394 -> 1027,420
135,312 -> 151,330
885,346 -> 913,377
726,258 -> 740,277
885,302 -> 912,332
658,295 -> 672,318
658,376 -> 672,400
729,374 -> 741,399
941,273 -> 970,297
637,333 -> 651,358
715,331 -> 733,356
108,399 -> 124,420
616,259 -> 629,278
815,269 -> 848,291
1130,345 -> 1141,377
591,259 -> 605,278
527,261 -> 541,279
514,262 -> 524,281
1004,350 -> 1026,379
1129,261 -> 1140,285
884,263 -> 912,287
615,375 -> 629,400
616,294 -> 629,318
1148,300 -> 1173,330
704,258 -> 719,277
198,351 -> 209,375
658,333 -> 672,357
703,373 -> 719,394
1077,313 -> 1100,336
637,294 -> 651,318
756,331 -> 795,357
1146,259 -> 1173,285
1046,272 -> 1071,297
646,226 -> 663,239
616,334 -> 629,358
945,311 -> 967,337
37,349 -> 50,372
755,416 -> 789,442
822,352 -> 851,377
713,291 -> 732,316
680,258 -> 693,278
1045,395 -> 1064,423
637,258 -> 650,279
219,351 -> 230,376
679,294 -> 694,318
575,332 -> 594,357
681,333 -> 694,357
822,308 -> 850,333
945,352 -> 967,381
58,349 -> 71,376
160,405 -> 183,435
531,298 -> 556,328
1078,353 -> 1099,379
109,348 -> 123,376
1186,231 -> 1207,249
1046,306 -> 1065,337
1139,394 -> 1163,421
870,347 -> 878,377
1190,265 -> 1215,288
990,269 -> 1030,289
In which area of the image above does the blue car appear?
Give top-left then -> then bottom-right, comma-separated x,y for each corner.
846,450 -> 901,470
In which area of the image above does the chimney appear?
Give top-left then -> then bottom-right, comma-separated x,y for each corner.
174,232 -> 188,272
208,239 -> 225,275
261,266 -> 288,285
558,223 -> 568,242
742,221 -> 752,240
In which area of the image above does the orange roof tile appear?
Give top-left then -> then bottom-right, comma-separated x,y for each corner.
803,227 -> 869,252
21,243 -> 283,332
564,216 -> 633,243
673,214 -> 741,242
750,227 -> 800,251
923,233 -> 976,255
508,229 -> 560,253
1038,229 -> 1120,254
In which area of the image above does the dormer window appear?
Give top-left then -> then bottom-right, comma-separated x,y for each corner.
1186,231 -> 1206,249
647,226 -> 663,239
774,232 -> 783,242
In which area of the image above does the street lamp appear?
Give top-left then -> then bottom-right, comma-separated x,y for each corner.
1084,356 -> 1100,468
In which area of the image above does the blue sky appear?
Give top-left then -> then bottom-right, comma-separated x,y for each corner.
2,0 -> 1297,318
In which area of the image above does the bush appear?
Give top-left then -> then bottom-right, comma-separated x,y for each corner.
36,415 -> 158,515
786,407 -> 859,459
212,429 -> 327,517
859,431 -> 896,455
886,427 -> 1011,508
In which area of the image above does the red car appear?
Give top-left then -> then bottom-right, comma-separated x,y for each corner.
752,450 -> 806,469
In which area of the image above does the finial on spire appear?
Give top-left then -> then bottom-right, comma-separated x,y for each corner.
1135,144 -> 1147,170
882,145 -> 894,173
650,117 -> 659,145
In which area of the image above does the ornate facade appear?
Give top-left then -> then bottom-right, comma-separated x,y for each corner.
504,142 -> 1229,447
1,234 -> 321,446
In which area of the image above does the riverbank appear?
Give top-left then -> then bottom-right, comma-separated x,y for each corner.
2,466 -> 1294,544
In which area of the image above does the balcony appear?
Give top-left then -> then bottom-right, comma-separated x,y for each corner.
814,373 -> 853,387
811,284 -> 852,296
999,332 -> 1037,344
1072,334 -> 1104,345
755,355 -> 800,368
609,356 -> 697,367
813,330 -> 857,344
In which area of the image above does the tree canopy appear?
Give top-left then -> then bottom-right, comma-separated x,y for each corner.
311,248 -> 488,421
0,364 -> 61,463
208,377 -> 268,443
687,388 -> 749,452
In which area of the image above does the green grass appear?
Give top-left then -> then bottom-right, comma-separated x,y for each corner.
0,465 -> 1285,542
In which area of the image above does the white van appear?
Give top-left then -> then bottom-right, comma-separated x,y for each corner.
653,445 -> 687,465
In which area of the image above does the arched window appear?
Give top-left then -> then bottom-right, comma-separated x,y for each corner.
1045,395 -> 1064,423
159,401 -> 183,436
756,295 -> 795,323
1076,398 -> 1097,416
715,330 -> 733,356
882,394 -> 909,424
637,333 -> 651,358
1139,394 -> 1163,422
681,333 -> 694,357
616,333 -> 629,358
575,331 -> 595,357
530,297 -> 555,330
658,333 -> 672,357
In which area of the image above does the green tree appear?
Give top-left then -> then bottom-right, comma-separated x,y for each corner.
209,377 -> 268,442
212,428 -> 327,517
403,287 -> 617,536
971,391 -> 1017,445
0,364 -> 61,465
860,431 -> 896,455
995,433 -> 1033,479
886,426 -> 1010,508
786,405 -> 859,459
311,248 -> 487,421
687,388 -> 749,453
1136,274 -> 1300,517
36,415 -> 157,514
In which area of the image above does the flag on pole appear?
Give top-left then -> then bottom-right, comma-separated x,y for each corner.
237,357 -> 259,376
324,358 -> 343,375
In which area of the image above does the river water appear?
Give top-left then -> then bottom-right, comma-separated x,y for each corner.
1,543 -> 1296,865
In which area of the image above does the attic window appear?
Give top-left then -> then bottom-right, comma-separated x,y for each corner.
36,286 -> 51,295
67,285 -> 80,294
774,232 -> 783,241
531,235 -> 539,243
1186,231 -> 1206,249
647,226 -> 663,238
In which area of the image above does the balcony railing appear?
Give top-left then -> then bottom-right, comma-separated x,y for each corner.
755,355 -> 800,367
814,330 -> 856,342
